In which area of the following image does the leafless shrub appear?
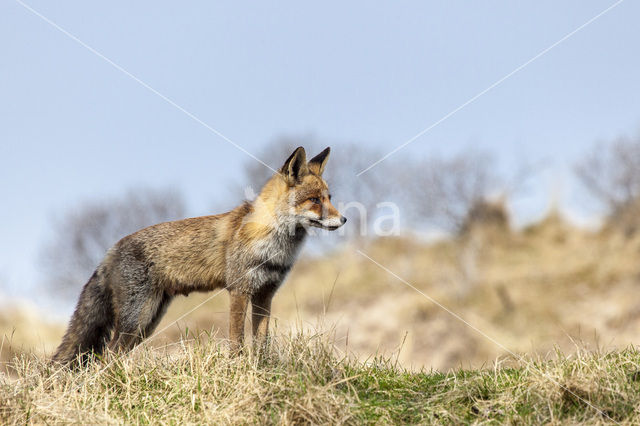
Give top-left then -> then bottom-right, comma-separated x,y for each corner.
404,150 -> 504,233
459,198 -> 510,236
575,134 -> 640,235
40,187 -> 185,297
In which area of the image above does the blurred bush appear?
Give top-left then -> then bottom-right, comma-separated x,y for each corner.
576,132 -> 640,236
39,187 -> 185,297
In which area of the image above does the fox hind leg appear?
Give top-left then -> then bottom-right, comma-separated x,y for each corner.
143,291 -> 173,337
108,290 -> 171,354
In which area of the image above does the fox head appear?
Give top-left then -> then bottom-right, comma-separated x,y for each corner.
278,146 -> 347,231
249,146 -> 347,234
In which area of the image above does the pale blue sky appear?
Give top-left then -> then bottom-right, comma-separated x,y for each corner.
1,1 -> 639,309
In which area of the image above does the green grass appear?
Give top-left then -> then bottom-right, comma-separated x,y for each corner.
2,333 -> 640,424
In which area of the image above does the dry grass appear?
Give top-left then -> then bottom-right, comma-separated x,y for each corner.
0,305 -> 63,365
1,332 -> 640,424
1,332 -> 355,425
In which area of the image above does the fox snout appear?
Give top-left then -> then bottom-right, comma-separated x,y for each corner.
312,212 -> 346,231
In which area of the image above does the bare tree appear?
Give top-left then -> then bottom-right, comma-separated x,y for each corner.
40,187 -> 186,297
404,150 -> 504,233
575,134 -> 640,234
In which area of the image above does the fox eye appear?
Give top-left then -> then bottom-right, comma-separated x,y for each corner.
309,197 -> 321,204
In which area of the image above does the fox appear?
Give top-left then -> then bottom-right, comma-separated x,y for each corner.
52,146 -> 346,365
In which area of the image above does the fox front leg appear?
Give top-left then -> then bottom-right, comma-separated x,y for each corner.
251,285 -> 277,352
228,290 -> 250,354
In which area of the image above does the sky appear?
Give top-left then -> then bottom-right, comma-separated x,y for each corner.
1,1 -> 640,310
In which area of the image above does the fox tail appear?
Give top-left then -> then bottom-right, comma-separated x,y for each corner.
51,270 -> 114,365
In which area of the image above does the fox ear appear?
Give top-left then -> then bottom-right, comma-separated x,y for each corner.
308,147 -> 330,176
280,146 -> 308,185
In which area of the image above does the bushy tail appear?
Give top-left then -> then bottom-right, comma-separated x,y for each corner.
52,270 -> 114,365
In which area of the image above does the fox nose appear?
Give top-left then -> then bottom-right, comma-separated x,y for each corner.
340,216 -> 347,225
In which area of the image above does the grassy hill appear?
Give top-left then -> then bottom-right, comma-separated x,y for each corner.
2,334 -> 640,424
3,212 -> 640,423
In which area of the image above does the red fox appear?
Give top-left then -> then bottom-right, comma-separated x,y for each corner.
52,146 -> 346,364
